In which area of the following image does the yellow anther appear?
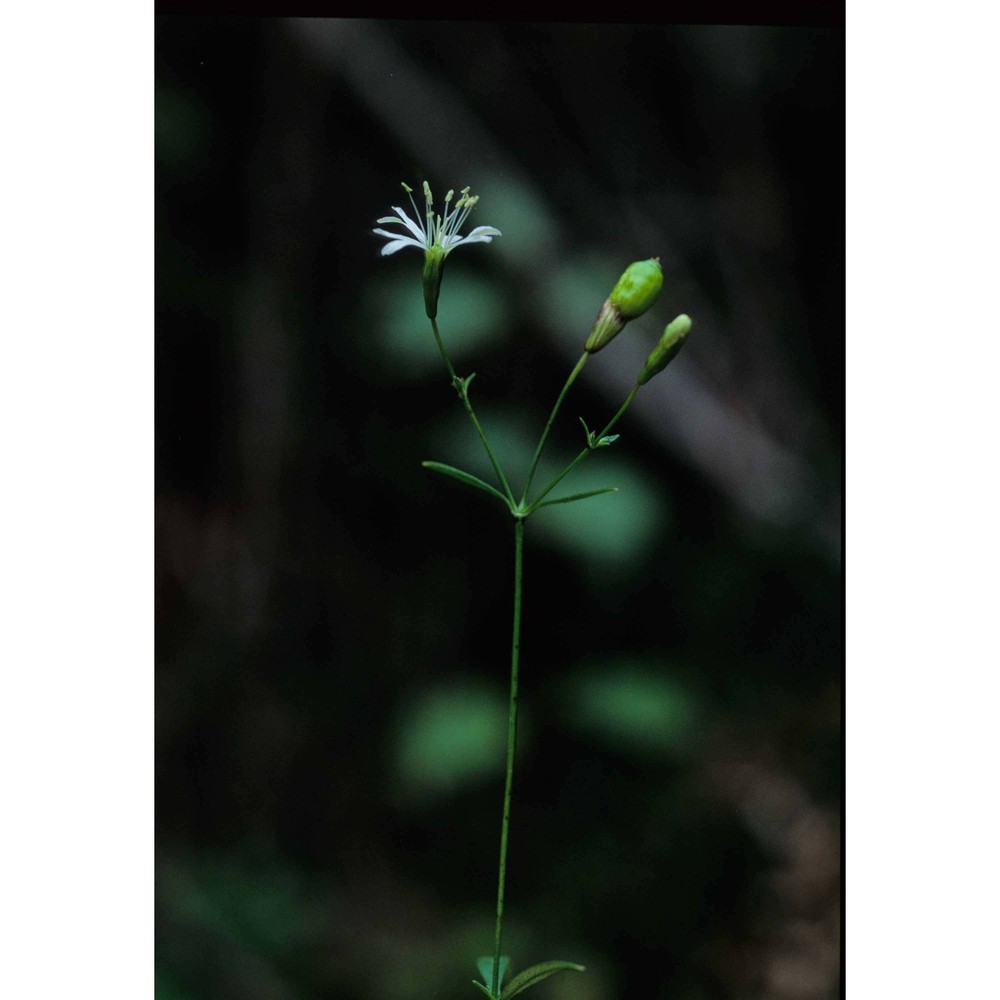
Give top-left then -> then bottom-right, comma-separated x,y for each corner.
401,181 -> 413,193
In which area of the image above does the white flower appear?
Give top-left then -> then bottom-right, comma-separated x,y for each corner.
373,181 -> 501,257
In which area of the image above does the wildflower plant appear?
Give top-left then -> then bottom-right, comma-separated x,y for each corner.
374,181 -> 692,1000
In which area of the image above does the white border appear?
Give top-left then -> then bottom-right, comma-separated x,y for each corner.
2,5 -> 153,996
846,3 -> 999,997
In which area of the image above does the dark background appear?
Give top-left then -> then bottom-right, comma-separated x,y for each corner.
156,18 -> 843,1000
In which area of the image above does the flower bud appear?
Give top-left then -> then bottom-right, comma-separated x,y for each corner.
637,314 -> 691,385
422,245 -> 446,318
610,257 -> 663,319
585,258 -> 663,353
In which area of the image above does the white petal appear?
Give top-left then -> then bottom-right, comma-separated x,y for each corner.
390,206 -> 427,242
465,225 -> 502,238
380,239 -> 418,256
373,228 -> 423,245
453,233 -> 496,246
377,216 -> 407,225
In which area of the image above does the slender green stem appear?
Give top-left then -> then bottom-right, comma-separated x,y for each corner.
493,518 -> 524,997
527,385 -> 640,512
430,317 -> 515,504
521,352 -> 589,504
429,315 -> 460,382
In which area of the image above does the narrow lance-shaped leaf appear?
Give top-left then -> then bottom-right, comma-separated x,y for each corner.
471,981 -> 495,1000
421,462 -> 508,504
501,961 -> 586,1000
535,487 -> 619,509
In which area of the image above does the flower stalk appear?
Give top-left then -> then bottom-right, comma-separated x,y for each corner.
521,352 -> 589,503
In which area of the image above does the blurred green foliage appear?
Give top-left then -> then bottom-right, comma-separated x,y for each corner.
393,683 -> 508,800
564,662 -> 702,761
531,461 -> 670,572
368,270 -> 512,378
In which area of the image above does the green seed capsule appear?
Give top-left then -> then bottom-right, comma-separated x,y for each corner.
637,314 -> 692,385
585,258 -> 664,353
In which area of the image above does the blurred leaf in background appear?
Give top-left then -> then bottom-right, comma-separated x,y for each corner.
365,269 -> 512,379
392,681 -> 509,802
531,460 -> 671,576
564,660 -> 703,762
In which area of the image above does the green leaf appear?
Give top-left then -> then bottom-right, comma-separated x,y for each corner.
477,956 -> 510,990
472,981 -> 495,1000
421,461 -> 508,503
535,487 -> 619,509
597,434 -> 619,447
501,961 -> 586,1000
578,416 -> 595,447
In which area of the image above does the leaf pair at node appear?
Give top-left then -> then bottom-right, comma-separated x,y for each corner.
472,957 -> 586,1000
422,462 -> 617,515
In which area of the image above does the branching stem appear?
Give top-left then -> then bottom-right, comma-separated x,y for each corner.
528,385 -> 639,512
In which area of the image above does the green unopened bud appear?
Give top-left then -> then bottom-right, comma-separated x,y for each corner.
637,314 -> 691,385
585,258 -> 663,353
610,257 -> 663,319
422,245 -> 446,318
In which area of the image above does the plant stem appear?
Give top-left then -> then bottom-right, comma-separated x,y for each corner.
521,352 -> 589,504
429,317 -> 515,504
493,518 -> 524,997
527,385 -> 639,512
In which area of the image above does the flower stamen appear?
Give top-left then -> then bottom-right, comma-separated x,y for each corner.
373,181 -> 501,261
